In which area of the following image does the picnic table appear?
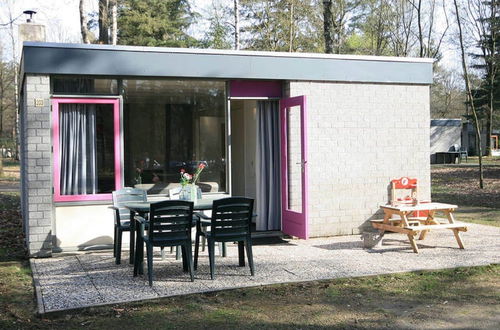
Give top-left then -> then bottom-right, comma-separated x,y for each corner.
371,202 -> 468,253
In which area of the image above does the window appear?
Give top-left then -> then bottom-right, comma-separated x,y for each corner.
52,78 -> 227,201
122,79 -> 226,195
52,77 -> 118,95
52,98 -> 121,202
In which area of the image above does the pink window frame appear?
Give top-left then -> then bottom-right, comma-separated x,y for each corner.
52,98 -> 122,202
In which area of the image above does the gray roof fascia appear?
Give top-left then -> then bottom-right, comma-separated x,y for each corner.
430,119 -> 462,127
21,42 -> 434,85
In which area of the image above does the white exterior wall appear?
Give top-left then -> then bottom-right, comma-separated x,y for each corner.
430,120 -> 462,163
54,205 -> 118,250
288,82 -> 431,237
20,74 -> 53,257
430,126 -> 461,154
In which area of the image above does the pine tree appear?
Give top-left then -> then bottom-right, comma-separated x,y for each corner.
240,0 -> 323,52
118,0 -> 197,48
470,0 -> 499,155
202,1 -> 232,49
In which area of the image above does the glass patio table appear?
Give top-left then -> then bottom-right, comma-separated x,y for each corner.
123,199 -> 216,275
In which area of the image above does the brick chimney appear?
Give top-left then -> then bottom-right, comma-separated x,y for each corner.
18,10 -> 46,48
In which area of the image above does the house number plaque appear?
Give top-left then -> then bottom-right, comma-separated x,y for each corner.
34,98 -> 44,107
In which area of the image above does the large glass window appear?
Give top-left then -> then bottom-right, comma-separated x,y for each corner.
122,79 -> 226,194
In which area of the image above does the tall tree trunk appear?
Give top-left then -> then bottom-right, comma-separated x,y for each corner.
8,9 -> 19,160
234,0 -> 240,50
110,0 -> 117,45
487,80 -> 493,156
99,0 -> 110,44
411,0 -> 424,57
323,0 -> 334,54
486,0 -> 497,157
289,3 -> 294,52
453,0 -> 484,189
79,0 -> 90,44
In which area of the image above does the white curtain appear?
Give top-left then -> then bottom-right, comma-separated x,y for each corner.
59,104 -> 97,195
256,100 -> 281,231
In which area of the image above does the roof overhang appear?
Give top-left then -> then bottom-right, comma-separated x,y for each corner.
20,42 -> 434,85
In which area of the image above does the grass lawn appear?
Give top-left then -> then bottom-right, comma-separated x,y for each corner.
431,157 -> 500,227
0,159 -> 20,191
0,160 -> 499,328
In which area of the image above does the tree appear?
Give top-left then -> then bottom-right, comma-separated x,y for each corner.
118,0 -> 197,47
323,0 -> 362,54
387,0 -> 417,56
241,0 -> 323,52
234,0 -> 240,50
0,59 -> 16,137
353,0 -> 395,55
79,0 -> 90,43
454,0 -> 484,188
431,65 -> 466,119
111,0 -> 118,45
202,1 -> 233,49
323,0 -> 334,53
6,4 -> 19,160
99,0 -> 110,43
466,0 -> 499,156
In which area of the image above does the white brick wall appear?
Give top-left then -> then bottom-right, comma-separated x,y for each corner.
288,81 -> 431,237
20,74 -> 53,257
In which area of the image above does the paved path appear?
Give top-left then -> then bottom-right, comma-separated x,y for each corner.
31,223 -> 500,313
0,182 -> 19,192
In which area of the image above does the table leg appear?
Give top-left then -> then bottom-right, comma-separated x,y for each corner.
446,211 -> 465,249
129,211 -> 135,264
134,211 -> 147,276
133,223 -> 141,276
133,233 -> 140,276
407,234 -> 419,253
238,241 -> 245,267
402,213 -> 419,253
380,212 -> 391,234
182,246 -> 188,272
418,210 -> 435,240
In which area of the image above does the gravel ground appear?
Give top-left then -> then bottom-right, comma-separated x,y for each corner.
32,222 -> 500,314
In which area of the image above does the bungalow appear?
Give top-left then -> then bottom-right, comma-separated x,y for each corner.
19,42 -> 433,257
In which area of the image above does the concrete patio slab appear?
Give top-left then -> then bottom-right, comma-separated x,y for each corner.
31,223 -> 500,313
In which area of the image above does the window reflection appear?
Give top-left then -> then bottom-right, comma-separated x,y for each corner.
123,79 -> 226,194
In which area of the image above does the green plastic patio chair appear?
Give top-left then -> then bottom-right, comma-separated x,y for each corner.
194,197 -> 255,280
110,187 -> 147,264
137,200 -> 195,286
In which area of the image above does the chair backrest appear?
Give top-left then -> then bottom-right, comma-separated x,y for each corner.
112,187 -> 147,221
450,144 -> 460,152
390,177 -> 418,206
210,197 -> 254,240
148,200 -> 194,243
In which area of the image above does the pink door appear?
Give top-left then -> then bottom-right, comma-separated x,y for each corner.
280,96 -> 308,239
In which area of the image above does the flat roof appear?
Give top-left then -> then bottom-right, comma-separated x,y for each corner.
20,42 -> 434,85
431,119 -> 462,127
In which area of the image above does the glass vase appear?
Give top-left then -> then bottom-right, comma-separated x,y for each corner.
189,184 -> 197,202
180,184 -> 201,203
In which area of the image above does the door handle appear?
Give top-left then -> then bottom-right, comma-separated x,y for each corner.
295,160 -> 307,172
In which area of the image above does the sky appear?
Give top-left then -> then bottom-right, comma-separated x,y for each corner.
0,0 -> 459,70
0,0 -> 220,60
